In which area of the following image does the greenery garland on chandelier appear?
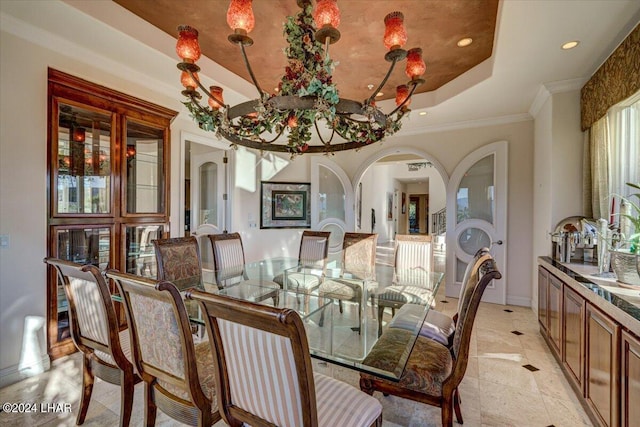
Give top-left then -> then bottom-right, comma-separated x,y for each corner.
177,0 -> 424,156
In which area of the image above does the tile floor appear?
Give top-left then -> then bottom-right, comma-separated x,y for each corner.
0,252 -> 593,426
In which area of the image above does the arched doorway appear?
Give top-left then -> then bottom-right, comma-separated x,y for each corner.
352,147 -> 449,266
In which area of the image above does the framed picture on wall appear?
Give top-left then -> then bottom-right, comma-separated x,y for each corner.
387,192 -> 393,221
401,192 -> 406,214
260,181 -> 311,229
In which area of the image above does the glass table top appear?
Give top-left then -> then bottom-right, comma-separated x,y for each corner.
113,257 -> 444,381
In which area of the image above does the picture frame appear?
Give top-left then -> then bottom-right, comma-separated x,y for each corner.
401,192 -> 406,214
387,192 -> 393,221
260,181 -> 311,229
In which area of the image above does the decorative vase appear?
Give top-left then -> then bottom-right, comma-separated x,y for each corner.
610,249 -> 640,288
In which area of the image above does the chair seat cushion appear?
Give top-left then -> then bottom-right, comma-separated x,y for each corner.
377,285 -> 434,307
387,304 -> 454,346
94,329 -> 133,366
319,278 -> 363,300
272,272 -> 285,287
282,272 -> 322,293
361,329 -> 452,397
314,372 -> 382,427
157,341 -> 218,413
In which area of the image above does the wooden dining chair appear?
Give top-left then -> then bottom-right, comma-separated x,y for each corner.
208,232 -> 281,306
106,270 -> 221,427
152,236 -> 203,290
318,233 -> 377,331
387,247 -> 491,347
43,257 -> 140,427
375,234 -> 433,336
186,289 -> 383,427
360,256 -> 502,427
272,230 -> 331,292
207,232 -> 247,286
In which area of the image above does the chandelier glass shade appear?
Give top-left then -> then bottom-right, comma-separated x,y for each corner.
176,0 -> 425,155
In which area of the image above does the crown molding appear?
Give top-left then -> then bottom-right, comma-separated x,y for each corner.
529,77 -> 587,118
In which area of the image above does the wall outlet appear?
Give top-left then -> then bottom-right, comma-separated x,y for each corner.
249,221 -> 257,229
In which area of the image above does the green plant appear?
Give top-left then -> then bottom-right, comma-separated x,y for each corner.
617,182 -> 640,254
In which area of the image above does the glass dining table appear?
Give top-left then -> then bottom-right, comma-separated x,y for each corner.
120,257 -> 444,381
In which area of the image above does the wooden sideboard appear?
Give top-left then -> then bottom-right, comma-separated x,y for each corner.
538,257 -> 640,427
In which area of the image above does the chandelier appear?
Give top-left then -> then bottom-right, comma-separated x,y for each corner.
176,0 -> 425,156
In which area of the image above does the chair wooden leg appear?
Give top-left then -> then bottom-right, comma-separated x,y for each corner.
441,394 -> 453,427
119,370 -> 135,427
453,387 -> 463,424
77,354 -> 95,425
198,405 -> 212,427
377,306 -> 385,337
144,383 -> 157,427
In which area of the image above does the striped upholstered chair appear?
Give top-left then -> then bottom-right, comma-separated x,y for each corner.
107,270 -> 221,427
318,233 -> 378,331
208,232 -> 281,303
208,232 -> 249,287
187,290 -> 383,427
360,256 -> 502,427
387,247 -> 491,348
43,257 -> 140,427
273,230 -> 331,293
153,236 -> 203,290
375,234 -> 434,336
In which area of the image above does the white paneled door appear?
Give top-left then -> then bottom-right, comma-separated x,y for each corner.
190,146 -> 227,269
446,141 -> 508,304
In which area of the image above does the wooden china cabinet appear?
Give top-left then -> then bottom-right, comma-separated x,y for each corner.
46,69 -> 177,359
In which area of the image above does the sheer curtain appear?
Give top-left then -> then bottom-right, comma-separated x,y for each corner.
589,93 -> 640,224
590,116 -> 610,220
608,97 -> 640,201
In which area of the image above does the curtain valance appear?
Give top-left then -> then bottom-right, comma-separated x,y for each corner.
581,24 -> 639,131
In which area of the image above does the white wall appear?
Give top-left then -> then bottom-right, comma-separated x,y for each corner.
232,151 -> 311,262
531,88 -> 585,312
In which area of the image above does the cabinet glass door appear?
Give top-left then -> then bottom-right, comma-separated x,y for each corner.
56,104 -> 112,214
124,224 -> 165,278
125,120 -> 165,214
54,226 -> 111,341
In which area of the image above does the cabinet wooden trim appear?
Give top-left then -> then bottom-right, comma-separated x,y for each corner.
548,273 -> 562,355
585,304 -> 620,427
538,267 -> 549,331
621,330 -> 640,427
563,284 -> 585,393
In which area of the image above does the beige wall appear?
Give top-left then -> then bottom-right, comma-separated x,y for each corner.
532,88 -> 585,312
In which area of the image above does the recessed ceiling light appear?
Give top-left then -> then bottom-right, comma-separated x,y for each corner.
561,40 -> 579,50
457,37 -> 473,47
376,92 -> 384,97
419,111 -> 427,116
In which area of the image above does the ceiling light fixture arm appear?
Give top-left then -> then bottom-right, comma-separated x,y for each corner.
238,42 -> 265,98
364,51 -> 406,106
389,79 -> 421,116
